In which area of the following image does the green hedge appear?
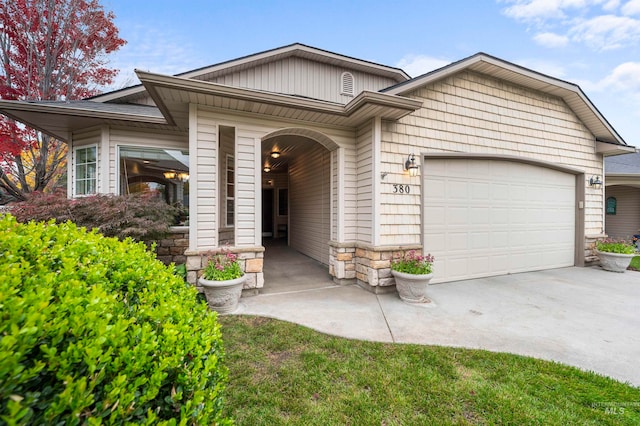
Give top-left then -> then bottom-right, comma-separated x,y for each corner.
0,215 -> 231,425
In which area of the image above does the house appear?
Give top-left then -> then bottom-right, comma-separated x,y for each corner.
604,152 -> 640,239
0,43 -> 634,293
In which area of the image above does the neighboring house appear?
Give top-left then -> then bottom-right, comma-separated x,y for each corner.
0,43 -> 634,293
604,152 -> 640,239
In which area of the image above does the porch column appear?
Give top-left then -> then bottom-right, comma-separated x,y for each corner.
188,103 -> 219,251
235,132 -> 262,246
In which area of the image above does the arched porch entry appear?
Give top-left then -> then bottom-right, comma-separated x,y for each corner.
259,128 -> 338,292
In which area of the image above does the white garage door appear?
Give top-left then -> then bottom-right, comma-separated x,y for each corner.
423,158 -> 575,283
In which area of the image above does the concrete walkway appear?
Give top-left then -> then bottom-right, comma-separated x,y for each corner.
236,251 -> 640,386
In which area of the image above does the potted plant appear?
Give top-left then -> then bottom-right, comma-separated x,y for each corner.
198,250 -> 245,313
595,238 -> 637,273
391,250 -> 435,304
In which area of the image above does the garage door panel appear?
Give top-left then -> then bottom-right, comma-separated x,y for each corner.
424,178 -> 446,198
448,207 -> 468,225
470,207 -> 490,224
471,182 -> 490,199
424,158 -> 575,283
449,181 -> 469,199
470,232 -> 490,249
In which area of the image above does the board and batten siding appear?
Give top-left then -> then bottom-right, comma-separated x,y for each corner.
356,122 -> 374,244
203,56 -> 398,105
108,127 -> 188,194
235,133 -> 261,246
289,143 -> 331,265
192,107 -> 219,250
380,70 -> 604,247
331,150 -> 338,241
605,186 -> 640,239
342,145 -> 358,242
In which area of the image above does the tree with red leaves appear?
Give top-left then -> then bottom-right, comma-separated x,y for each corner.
0,0 -> 125,202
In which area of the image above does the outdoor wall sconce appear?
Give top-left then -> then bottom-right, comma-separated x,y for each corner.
270,150 -> 281,159
589,175 -> 603,189
163,171 -> 176,180
263,165 -> 271,173
404,154 -> 419,177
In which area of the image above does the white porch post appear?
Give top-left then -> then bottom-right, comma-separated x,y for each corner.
235,132 -> 261,247
188,103 -> 219,252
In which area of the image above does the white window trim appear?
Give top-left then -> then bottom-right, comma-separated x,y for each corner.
73,144 -> 98,197
226,154 -> 235,227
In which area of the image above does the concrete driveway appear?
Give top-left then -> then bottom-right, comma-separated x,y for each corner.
235,266 -> 640,387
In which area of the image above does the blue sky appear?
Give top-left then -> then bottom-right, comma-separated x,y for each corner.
103,0 -> 640,145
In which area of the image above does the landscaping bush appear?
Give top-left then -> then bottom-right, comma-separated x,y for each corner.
0,215 -> 231,425
9,190 -> 178,242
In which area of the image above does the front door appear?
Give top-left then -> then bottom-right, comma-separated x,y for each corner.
262,188 -> 274,237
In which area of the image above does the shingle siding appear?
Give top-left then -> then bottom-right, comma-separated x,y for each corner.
380,70 -> 602,253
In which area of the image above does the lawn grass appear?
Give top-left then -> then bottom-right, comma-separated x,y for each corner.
218,315 -> 640,425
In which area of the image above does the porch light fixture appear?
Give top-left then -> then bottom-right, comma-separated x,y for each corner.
163,171 -> 177,180
263,165 -> 271,173
589,175 -> 603,189
176,172 -> 189,182
404,154 -> 419,177
270,150 -> 281,159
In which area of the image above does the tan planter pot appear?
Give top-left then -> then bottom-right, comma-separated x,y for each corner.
198,275 -> 245,314
391,270 -> 434,304
596,250 -> 635,273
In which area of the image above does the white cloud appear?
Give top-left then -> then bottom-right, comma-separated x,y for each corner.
500,1 -> 640,50
533,31 -> 570,46
104,23 -> 206,91
621,0 -> 640,15
501,0 -> 600,21
600,61 -> 640,90
569,14 -> 640,49
395,55 -> 451,78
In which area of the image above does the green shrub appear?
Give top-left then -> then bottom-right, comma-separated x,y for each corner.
0,215 -> 231,425
9,190 -> 178,242
596,238 -> 637,254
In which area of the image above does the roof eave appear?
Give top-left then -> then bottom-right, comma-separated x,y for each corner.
597,141 -> 636,156
0,100 -> 166,124
136,70 -> 421,128
0,100 -> 168,142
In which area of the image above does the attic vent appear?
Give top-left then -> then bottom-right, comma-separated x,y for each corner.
341,72 -> 355,96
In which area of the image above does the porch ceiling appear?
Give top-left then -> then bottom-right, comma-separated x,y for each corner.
136,70 -> 422,130
606,175 -> 640,188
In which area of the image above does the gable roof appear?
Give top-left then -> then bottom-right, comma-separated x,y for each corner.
383,52 -> 630,149
90,43 -> 411,104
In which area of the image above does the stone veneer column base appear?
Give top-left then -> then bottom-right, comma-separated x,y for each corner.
585,234 -> 607,266
154,226 -> 189,266
185,246 -> 265,297
330,241 -> 423,291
